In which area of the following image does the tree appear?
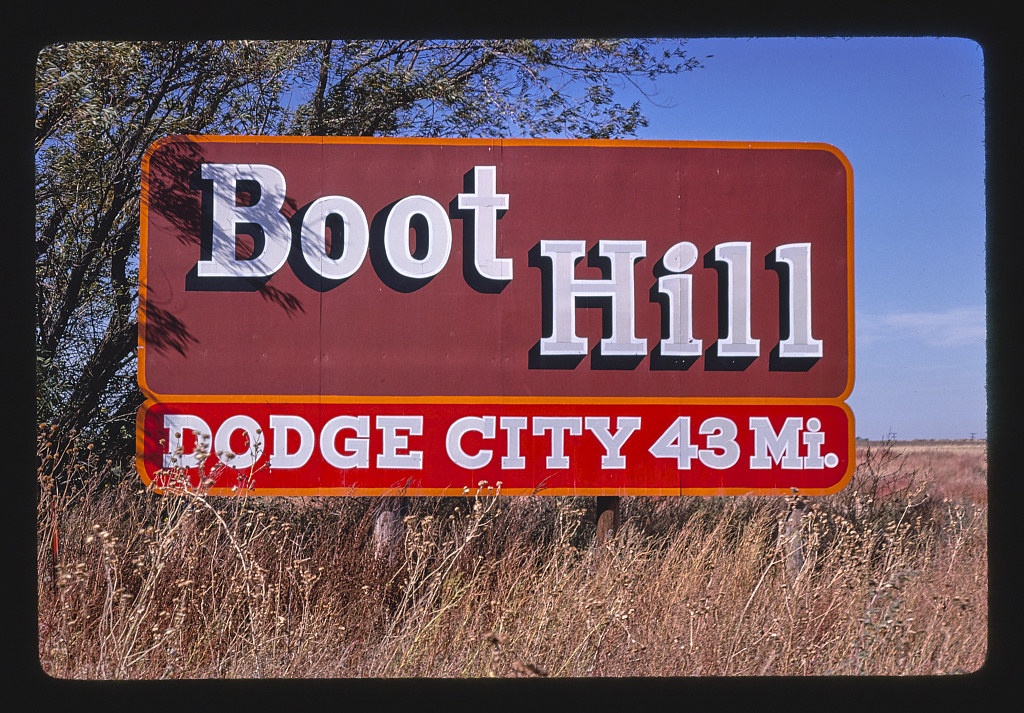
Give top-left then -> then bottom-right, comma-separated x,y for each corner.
34,38 -> 702,464
289,38 -> 700,138
35,41 -> 306,460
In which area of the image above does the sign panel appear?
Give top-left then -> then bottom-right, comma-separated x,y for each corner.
138,136 -> 854,496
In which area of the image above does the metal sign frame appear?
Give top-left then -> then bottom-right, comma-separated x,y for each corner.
138,136 -> 854,496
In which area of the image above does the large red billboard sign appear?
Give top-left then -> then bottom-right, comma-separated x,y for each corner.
138,136 -> 854,496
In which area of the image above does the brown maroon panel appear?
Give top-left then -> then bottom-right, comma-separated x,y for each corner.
140,137 -> 851,400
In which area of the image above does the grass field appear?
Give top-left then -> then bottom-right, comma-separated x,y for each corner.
36,430 -> 987,678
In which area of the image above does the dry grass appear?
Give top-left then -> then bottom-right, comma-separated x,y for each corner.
37,428 -> 987,678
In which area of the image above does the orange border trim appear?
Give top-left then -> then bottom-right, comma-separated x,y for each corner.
138,136 -> 855,497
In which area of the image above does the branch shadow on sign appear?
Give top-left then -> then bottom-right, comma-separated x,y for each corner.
142,300 -> 199,357
184,262 -> 307,318
180,166 -> 306,318
287,202 -> 357,292
145,138 -> 206,249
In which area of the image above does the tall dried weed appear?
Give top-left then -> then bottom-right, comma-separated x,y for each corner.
37,429 -> 986,678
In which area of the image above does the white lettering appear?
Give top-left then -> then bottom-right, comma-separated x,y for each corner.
376,415 -> 424,469
533,416 -> 582,469
500,416 -> 528,469
697,416 -> 740,469
458,166 -> 512,281
657,241 -> 703,357
649,416 -> 699,469
539,239 -> 647,357
774,242 -> 823,358
321,415 -> 370,469
802,417 -> 826,468
446,415 -> 495,469
584,416 -> 641,469
384,196 -> 452,279
186,165 -> 829,377
299,195 -> 370,280
213,414 -> 264,469
749,416 -> 803,469
714,241 -> 760,358
269,414 -> 315,469
197,163 -> 292,278
162,414 -> 213,469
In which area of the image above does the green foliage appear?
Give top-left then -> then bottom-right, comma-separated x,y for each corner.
35,41 -> 305,459
34,38 -> 701,465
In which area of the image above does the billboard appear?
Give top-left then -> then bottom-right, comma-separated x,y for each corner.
138,136 -> 854,496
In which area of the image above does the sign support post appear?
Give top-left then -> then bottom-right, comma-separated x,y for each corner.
595,496 -> 620,548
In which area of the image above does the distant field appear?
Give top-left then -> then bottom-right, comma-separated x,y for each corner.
861,438 -> 986,450
856,439 -> 987,505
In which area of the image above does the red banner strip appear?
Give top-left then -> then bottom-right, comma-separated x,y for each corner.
138,400 -> 853,496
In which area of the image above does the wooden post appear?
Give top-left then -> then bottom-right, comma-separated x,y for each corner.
780,496 -> 805,585
595,495 -> 620,548
373,496 -> 409,565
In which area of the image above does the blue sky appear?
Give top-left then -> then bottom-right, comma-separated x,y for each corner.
627,37 -> 987,440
